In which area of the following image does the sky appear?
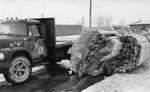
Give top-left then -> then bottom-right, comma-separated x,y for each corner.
0,0 -> 150,26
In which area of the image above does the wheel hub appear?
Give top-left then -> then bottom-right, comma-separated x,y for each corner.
12,61 -> 27,78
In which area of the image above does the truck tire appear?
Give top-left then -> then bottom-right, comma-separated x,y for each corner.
4,56 -> 31,84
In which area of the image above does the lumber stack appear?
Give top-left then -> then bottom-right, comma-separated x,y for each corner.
106,34 -> 150,74
68,30 -> 150,76
105,35 -> 141,74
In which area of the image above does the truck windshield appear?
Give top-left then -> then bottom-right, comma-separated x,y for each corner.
0,23 -> 27,36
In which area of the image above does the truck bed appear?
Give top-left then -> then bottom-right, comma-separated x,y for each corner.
56,35 -> 79,48
56,41 -> 73,48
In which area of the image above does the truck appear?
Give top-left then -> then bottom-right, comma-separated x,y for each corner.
0,18 -> 73,84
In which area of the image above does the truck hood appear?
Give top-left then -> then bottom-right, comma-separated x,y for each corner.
0,35 -> 25,48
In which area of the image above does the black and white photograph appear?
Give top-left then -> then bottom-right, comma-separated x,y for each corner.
0,0 -> 150,92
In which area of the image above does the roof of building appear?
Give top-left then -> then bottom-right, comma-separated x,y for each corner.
130,21 -> 150,26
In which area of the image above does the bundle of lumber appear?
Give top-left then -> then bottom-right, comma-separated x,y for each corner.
105,34 -> 150,74
105,35 -> 141,74
68,30 -> 150,76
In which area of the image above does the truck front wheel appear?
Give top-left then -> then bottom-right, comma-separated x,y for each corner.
4,56 -> 31,84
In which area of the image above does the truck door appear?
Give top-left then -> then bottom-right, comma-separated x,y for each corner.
28,24 -> 47,59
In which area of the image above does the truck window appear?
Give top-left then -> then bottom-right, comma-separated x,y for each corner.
36,24 -> 47,38
28,25 -> 40,37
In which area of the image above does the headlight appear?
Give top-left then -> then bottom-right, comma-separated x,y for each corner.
0,52 -> 5,60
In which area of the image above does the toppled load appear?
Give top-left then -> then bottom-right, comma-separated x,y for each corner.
68,29 -> 150,76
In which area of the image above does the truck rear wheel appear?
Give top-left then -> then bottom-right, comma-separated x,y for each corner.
4,56 -> 31,84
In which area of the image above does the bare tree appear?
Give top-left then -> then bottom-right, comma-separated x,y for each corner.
118,19 -> 126,26
96,16 -> 113,27
96,16 -> 114,31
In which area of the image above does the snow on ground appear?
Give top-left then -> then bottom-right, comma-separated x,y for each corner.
32,65 -> 45,73
57,59 -> 70,69
82,60 -> 150,92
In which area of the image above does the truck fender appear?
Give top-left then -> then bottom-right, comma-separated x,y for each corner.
8,49 -> 32,66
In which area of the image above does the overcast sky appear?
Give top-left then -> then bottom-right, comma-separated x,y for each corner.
0,0 -> 150,26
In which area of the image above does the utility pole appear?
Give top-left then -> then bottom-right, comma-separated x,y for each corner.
82,17 -> 85,30
42,14 -> 44,18
89,0 -> 92,28
139,17 -> 142,22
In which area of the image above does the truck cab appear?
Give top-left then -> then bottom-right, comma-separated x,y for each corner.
0,18 -> 72,84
